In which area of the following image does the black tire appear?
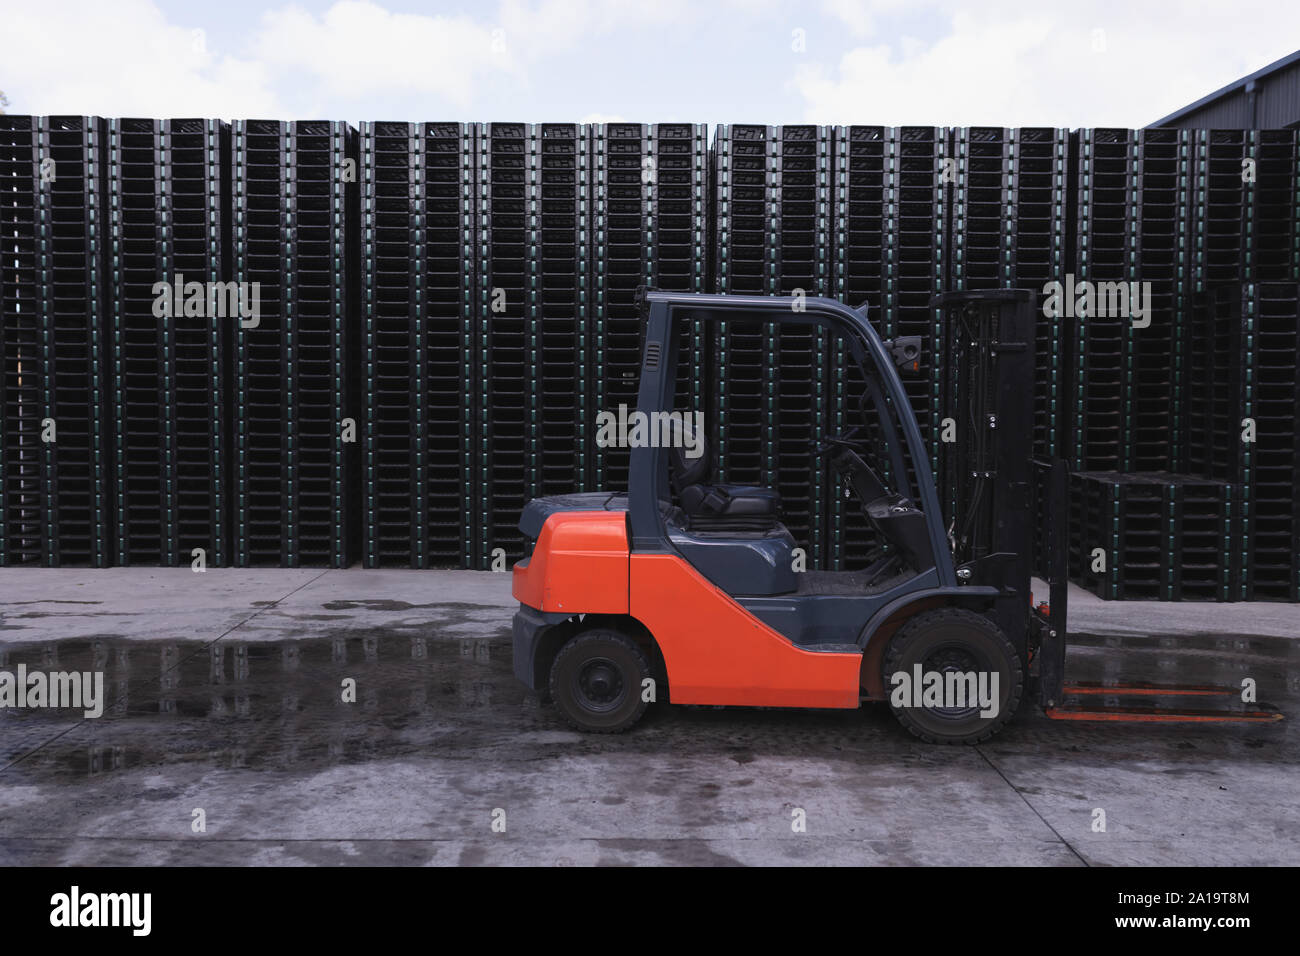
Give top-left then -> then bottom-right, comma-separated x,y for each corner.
881,608 -> 1023,744
549,629 -> 653,734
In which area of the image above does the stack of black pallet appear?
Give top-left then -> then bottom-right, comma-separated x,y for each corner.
1247,282 -> 1300,600
0,116 -> 112,566
710,124 -> 774,538
651,124 -> 710,426
2,114 -> 1299,597
769,125 -> 832,563
420,122 -> 477,569
590,123 -> 709,494
828,126 -> 945,570
358,120 -> 418,568
107,118 -> 231,567
1244,130 -> 1300,601
945,127 -> 1011,525
1005,128 -> 1069,571
359,122 -> 476,569
1069,127 -> 1135,474
590,122 -> 649,494
828,126 -> 888,570
1131,127 -> 1186,473
0,114 -> 44,565
473,123 -> 536,564
1178,130 -> 1300,601
1068,472 -> 1165,600
231,120 -> 358,567
1191,283 -> 1300,601
535,124 -> 590,502
886,127 -> 947,513
949,127 -> 1011,293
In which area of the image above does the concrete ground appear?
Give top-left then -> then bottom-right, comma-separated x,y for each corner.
0,568 -> 1296,866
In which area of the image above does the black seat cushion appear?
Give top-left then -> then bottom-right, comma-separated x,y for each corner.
679,483 -> 781,532
669,418 -> 781,531
680,483 -> 780,517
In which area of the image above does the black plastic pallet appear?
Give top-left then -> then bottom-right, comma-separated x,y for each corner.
360,121 -> 475,568
1244,282 -> 1300,600
107,117 -> 231,567
1069,128 -> 1139,473
1011,128 -> 1070,461
0,116 -> 112,566
1131,128 -> 1191,472
0,114 -> 44,565
232,120 -> 359,567
828,126 -> 944,568
1069,471 -> 1167,600
711,123 -> 776,521
474,123 -> 591,564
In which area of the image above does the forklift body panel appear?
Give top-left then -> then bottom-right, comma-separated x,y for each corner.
629,553 -> 862,708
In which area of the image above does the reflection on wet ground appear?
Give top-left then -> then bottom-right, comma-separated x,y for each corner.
0,634 -> 528,778
0,628 -> 1292,782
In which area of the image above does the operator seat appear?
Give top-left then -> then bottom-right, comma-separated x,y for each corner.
668,421 -> 781,532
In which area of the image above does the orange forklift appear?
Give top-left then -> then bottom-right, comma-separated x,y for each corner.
510,290 -> 1280,742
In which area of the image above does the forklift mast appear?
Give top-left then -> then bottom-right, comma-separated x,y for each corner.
934,290 -> 1067,701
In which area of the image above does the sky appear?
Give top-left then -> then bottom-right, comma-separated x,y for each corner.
2,0 -> 1298,127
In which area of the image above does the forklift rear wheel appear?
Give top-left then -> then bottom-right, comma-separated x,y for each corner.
882,608 -> 1023,744
549,629 -> 652,734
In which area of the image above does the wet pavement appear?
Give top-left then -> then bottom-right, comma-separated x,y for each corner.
0,569 -> 1297,866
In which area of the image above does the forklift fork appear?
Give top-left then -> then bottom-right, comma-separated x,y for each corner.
1037,459 -> 1282,724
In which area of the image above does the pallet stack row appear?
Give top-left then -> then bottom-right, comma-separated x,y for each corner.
590,122 -> 650,496
591,123 -> 709,495
0,116 -> 112,566
231,120 -> 358,567
1248,282 -> 1300,600
472,122 -> 535,564
947,127 -> 1070,531
0,114 -> 45,565
359,122 -> 475,569
826,126 -> 946,568
770,126 -> 832,561
107,118 -> 230,567
1,117 -> 1298,601
1069,127 -> 1138,473
1068,471 -> 1236,601
709,123 -> 780,558
828,125 -> 889,569
1130,128 -> 1190,473
1189,281 -> 1300,601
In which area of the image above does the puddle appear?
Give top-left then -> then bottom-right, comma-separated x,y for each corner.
0,634 -> 527,779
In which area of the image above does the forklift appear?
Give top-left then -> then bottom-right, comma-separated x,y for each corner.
510,290 -> 1281,743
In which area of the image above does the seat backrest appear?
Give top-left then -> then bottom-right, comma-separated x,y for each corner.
668,416 -> 710,493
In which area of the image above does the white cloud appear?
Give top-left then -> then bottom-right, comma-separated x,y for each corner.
820,0 -> 912,39
252,2 -> 516,108
1,0 -> 695,118
1,0 -> 284,117
795,0 -> 1300,127
580,112 -> 629,124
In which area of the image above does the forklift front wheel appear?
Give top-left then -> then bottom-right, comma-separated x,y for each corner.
549,629 -> 653,734
882,608 -> 1023,745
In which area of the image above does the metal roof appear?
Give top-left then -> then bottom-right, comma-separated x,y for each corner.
1150,48 -> 1300,128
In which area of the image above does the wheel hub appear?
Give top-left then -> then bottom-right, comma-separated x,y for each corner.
576,657 -> 625,711
921,644 -> 985,719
